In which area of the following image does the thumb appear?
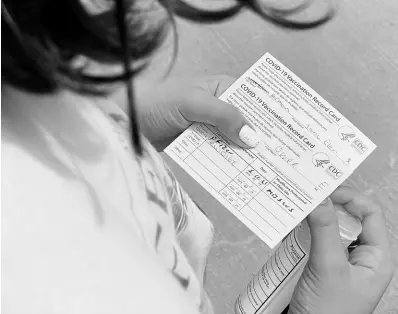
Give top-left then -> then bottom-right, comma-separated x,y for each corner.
307,197 -> 347,269
180,92 -> 260,148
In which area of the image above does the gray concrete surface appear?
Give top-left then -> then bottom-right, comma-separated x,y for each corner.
146,1 -> 398,313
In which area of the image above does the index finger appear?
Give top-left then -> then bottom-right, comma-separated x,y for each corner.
330,186 -> 389,249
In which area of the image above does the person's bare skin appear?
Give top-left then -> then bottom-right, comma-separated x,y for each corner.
289,186 -> 394,314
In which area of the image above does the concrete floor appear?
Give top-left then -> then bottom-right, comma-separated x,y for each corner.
144,1 -> 398,313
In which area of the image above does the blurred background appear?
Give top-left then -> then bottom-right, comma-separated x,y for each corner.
140,1 -> 398,313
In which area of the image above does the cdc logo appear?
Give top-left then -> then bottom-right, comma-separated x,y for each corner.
312,152 -> 330,168
313,152 -> 343,180
338,125 -> 356,142
326,165 -> 343,180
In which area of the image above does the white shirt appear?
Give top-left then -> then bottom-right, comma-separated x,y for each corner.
2,88 -> 215,314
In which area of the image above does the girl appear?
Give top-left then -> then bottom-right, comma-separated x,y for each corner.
2,1 -> 393,313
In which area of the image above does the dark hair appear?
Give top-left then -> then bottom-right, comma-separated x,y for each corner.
1,0 -> 334,154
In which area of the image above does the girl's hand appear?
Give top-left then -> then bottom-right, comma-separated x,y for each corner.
113,75 -> 259,151
289,186 -> 394,314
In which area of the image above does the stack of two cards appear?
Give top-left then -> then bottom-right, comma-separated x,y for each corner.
165,53 -> 375,249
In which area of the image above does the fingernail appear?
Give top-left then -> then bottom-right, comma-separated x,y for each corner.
320,197 -> 330,205
239,125 -> 260,148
